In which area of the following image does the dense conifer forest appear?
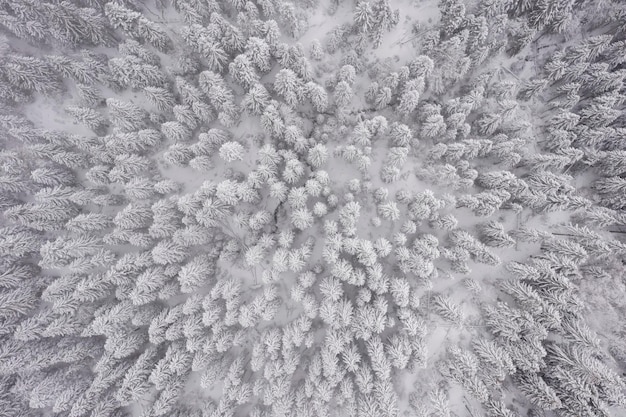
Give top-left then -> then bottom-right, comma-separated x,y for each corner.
1,0 -> 626,416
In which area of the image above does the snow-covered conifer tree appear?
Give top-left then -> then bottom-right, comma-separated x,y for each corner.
306,82 -> 328,112
161,121 -> 192,143
377,201 -> 400,221
307,143 -> 329,168
229,54 -> 259,90
65,106 -> 107,133
334,81 -> 354,108
398,88 -> 420,115
219,141 -> 245,162
178,255 -> 216,293
478,221 -> 515,247
242,83 -> 271,115
144,86 -> 176,112
292,208 -> 314,230
105,2 -> 171,51
274,69 -> 304,107
245,37 -> 272,72
106,98 -> 147,132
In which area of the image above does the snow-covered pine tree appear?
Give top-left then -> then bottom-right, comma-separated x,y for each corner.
478,221 -> 515,247
143,87 -> 176,112
229,54 -> 259,90
105,2 -> 171,51
65,106 -> 107,133
306,82 -> 328,112
242,83 -> 271,115
219,141 -> 245,162
106,98 -> 147,133
274,68 -> 304,108
161,121 -> 192,143
334,81 -> 354,108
